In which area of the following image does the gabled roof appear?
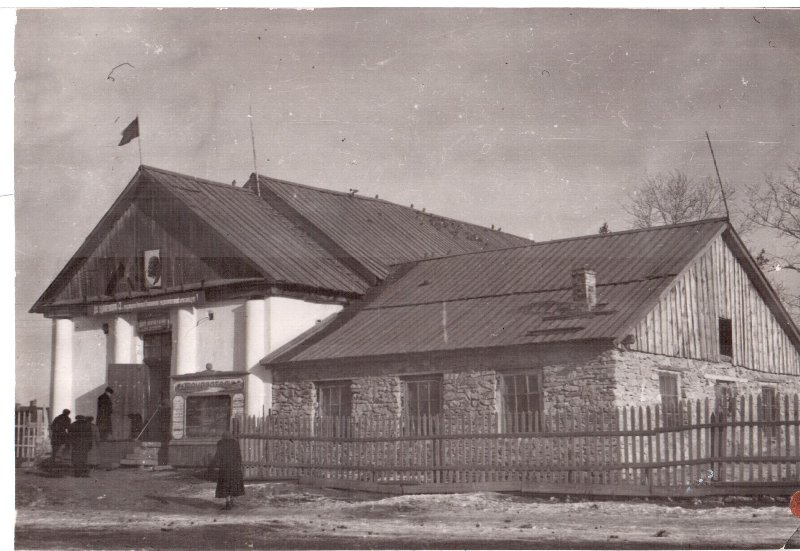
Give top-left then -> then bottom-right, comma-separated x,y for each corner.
32,166 -> 369,312
267,218 -> 796,364
140,166 -> 368,294
33,166 -> 530,313
245,174 -> 532,281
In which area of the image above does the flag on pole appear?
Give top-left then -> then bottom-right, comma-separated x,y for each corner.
118,117 -> 140,146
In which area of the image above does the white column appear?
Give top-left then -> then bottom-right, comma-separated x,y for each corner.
112,314 -> 135,364
245,298 -> 269,416
174,307 -> 197,376
51,318 -> 74,415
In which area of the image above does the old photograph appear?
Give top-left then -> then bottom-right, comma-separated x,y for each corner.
13,7 -> 800,549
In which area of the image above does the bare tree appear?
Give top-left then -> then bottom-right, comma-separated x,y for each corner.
623,171 -> 733,229
743,162 -> 800,323
746,163 -> 800,273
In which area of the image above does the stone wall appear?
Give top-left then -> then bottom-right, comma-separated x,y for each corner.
268,345 -> 800,421
351,376 -> 401,417
613,350 -> 800,407
270,381 -> 315,417
540,349 -> 618,415
269,346 -> 627,420
442,371 -> 496,417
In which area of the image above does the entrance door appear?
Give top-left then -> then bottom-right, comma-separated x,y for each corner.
107,363 -> 149,440
142,332 -> 172,441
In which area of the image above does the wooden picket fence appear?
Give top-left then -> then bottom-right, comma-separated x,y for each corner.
15,405 -> 50,464
233,393 -> 800,496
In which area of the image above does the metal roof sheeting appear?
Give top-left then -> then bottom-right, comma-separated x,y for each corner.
253,175 -> 533,280
269,219 -> 729,362
143,167 -> 369,294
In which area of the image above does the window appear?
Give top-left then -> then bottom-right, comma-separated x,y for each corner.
714,381 -> 737,419
761,387 -> 779,438
719,318 -> 733,358
659,372 -> 680,426
403,376 -> 442,418
499,371 -> 543,432
316,381 -> 352,418
185,395 -> 231,438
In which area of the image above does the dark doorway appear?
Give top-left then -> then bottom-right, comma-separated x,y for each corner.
142,332 -> 172,441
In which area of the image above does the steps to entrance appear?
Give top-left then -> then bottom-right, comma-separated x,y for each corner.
119,441 -> 162,467
92,440 -> 136,469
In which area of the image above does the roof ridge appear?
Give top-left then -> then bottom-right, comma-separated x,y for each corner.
141,165 -> 255,194
388,217 -> 731,267
254,173 -> 531,241
363,275 -> 676,311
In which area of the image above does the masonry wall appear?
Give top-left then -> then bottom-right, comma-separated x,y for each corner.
351,376 -> 401,417
271,344 -> 800,424
270,381 -> 316,418
270,343 -> 621,420
541,350 -> 617,415
614,349 -> 800,408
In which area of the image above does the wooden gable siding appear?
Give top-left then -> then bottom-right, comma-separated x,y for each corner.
631,234 -> 800,375
47,184 -> 262,305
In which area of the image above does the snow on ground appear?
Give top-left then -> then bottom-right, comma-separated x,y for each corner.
15,467 -> 800,549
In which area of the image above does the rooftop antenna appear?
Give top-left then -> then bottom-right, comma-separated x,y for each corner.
705,131 -> 730,221
248,102 -> 261,197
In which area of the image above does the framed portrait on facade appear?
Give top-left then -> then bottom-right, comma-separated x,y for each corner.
143,249 -> 162,288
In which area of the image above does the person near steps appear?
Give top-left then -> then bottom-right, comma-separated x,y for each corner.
213,431 -> 245,509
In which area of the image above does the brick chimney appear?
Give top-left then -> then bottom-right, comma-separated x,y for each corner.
571,268 -> 597,310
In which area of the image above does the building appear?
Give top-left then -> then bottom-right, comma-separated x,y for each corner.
264,218 -> 800,424
30,165 -> 530,457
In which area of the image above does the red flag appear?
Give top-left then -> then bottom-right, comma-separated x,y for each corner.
118,117 -> 139,146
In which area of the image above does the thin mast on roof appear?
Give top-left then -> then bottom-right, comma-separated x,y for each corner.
705,131 -> 730,221
248,102 -> 261,197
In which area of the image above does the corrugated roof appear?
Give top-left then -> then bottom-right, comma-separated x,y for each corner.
34,165 -> 534,312
142,166 -> 369,295
267,219 -> 729,363
247,174 -> 532,280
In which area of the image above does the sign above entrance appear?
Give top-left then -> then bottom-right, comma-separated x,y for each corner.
137,311 -> 171,333
174,378 -> 245,394
90,291 -> 204,316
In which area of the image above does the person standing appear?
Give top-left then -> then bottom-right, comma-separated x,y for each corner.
49,409 -> 71,461
96,387 -> 114,441
68,415 -> 93,477
214,431 -> 245,509
86,416 -> 101,468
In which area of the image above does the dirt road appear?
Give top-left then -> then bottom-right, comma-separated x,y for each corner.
15,467 -> 800,549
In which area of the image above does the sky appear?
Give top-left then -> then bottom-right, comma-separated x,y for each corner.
13,8 -> 800,405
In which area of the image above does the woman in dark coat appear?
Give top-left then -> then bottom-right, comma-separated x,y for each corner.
214,431 -> 244,509
68,416 -> 93,477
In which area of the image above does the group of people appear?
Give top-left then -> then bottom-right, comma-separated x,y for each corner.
49,387 -> 114,477
50,409 -> 100,476
49,386 -> 244,509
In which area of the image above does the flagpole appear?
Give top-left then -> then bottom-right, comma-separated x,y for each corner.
137,114 -> 143,165
248,102 -> 261,197
705,131 -> 729,221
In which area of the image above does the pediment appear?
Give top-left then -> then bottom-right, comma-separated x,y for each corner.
32,176 -> 263,313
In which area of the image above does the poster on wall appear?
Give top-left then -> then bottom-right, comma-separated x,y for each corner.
143,249 -> 162,288
171,395 -> 185,439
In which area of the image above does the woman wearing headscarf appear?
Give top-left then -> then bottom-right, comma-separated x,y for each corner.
213,431 -> 244,509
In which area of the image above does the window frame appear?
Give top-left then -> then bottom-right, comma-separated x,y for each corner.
315,380 -> 352,419
658,371 -> 680,427
714,380 -> 737,419
718,317 -> 733,359
498,370 -> 543,433
402,375 -> 443,419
